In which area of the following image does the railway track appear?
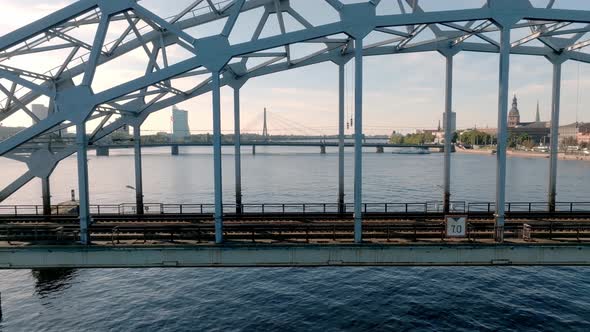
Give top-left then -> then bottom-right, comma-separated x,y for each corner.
2,218 -> 590,244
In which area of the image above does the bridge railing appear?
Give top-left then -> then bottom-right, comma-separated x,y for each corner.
467,202 -> 590,213
1,201 -> 590,216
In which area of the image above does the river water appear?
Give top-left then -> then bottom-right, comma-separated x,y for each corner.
1,148 -> 589,331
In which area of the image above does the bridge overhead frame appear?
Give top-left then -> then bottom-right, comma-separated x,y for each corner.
0,1 -> 588,245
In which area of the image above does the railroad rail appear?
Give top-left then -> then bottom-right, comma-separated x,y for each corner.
2,219 -> 590,244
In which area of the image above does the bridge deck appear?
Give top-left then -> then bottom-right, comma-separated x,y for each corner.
1,242 -> 590,268
3,217 -> 590,267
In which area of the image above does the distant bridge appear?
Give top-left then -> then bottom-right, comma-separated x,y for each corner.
92,141 -> 446,156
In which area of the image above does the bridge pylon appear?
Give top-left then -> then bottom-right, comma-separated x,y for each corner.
262,108 -> 269,142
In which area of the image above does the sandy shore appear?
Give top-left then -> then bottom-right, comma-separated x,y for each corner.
456,148 -> 590,162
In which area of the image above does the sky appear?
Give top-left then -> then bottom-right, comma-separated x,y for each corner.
0,0 -> 588,136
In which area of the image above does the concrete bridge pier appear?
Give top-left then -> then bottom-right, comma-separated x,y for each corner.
96,146 -> 109,156
252,145 -> 256,155
171,145 -> 179,156
376,146 -> 384,153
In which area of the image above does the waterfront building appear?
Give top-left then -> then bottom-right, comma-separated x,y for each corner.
443,111 -> 457,134
577,124 -> 590,144
507,95 -> 550,144
558,122 -> 590,144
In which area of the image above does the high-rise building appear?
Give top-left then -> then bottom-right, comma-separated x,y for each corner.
172,106 -> 190,141
31,104 -> 48,120
442,111 -> 457,133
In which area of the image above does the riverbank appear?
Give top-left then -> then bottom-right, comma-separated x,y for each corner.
456,148 -> 590,161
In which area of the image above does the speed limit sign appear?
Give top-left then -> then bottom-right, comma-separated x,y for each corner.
446,215 -> 467,238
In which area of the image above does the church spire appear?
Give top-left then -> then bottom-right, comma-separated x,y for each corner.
535,100 -> 541,122
512,94 -> 518,107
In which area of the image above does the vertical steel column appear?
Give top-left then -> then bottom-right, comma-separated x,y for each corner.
443,55 -> 453,214
338,63 -> 345,214
495,26 -> 511,242
76,122 -> 91,245
234,87 -> 243,214
548,62 -> 562,212
212,71 -> 224,243
133,125 -> 144,215
41,176 -> 51,215
354,38 -> 364,243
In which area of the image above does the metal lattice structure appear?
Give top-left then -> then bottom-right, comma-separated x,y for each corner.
0,0 -> 589,244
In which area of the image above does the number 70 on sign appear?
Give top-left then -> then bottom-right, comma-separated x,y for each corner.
446,216 -> 468,238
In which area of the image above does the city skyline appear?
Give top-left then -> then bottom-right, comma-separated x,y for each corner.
0,0 -> 588,136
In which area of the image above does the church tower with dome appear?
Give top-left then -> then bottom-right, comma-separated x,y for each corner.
508,95 -> 521,127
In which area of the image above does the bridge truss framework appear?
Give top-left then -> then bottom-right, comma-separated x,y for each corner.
0,0 -> 589,244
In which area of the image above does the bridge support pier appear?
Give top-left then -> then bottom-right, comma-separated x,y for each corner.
353,37 -> 364,243
234,87 -> 243,214
548,60 -> 563,213
252,145 -> 256,155
171,145 -> 179,156
76,122 -> 91,245
338,63 -> 345,214
443,54 -> 454,214
41,176 -> 51,215
212,71 -> 223,244
96,146 -> 109,156
494,25 -> 512,243
320,145 -> 326,154
134,125 -> 144,215
376,146 -> 384,153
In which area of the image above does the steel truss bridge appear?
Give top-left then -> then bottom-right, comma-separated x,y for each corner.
0,0 -> 590,266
